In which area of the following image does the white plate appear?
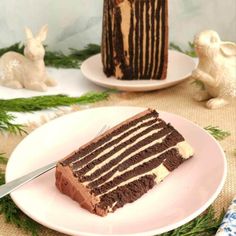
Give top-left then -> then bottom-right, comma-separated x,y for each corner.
5,106 -> 226,236
81,51 -> 196,91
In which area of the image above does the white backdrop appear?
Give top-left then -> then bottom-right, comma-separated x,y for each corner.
0,0 -> 235,52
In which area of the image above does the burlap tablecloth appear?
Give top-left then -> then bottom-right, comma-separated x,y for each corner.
0,80 -> 235,236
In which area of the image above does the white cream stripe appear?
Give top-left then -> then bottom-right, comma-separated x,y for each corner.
98,158 -> 168,198
86,132 -> 169,186
71,117 -> 157,166
82,125 -> 163,176
94,140 -> 171,190
108,163 -> 169,211
97,141 -> 193,197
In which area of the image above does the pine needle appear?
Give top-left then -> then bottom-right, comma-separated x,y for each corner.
0,110 -> 26,135
0,92 -> 109,112
44,44 -> 100,68
169,43 -> 184,53
44,51 -> 80,69
159,207 -> 225,236
0,171 -> 40,236
169,42 -> 197,57
70,44 -> 101,61
0,154 -> 8,165
0,91 -> 109,234
204,126 -> 230,140
0,43 -> 100,69
0,42 -> 24,56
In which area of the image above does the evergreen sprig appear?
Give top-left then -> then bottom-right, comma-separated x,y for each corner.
0,42 -> 24,56
159,207 -> 225,236
204,125 -> 230,141
169,42 -> 197,57
0,91 -> 109,134
0,153 -> 8,164
0,169 -> 40,236
44,50 -> 80,68
0,92 -> 109,112
0,91 -> 109,234
0,43 -> 100,69
0,110 -> 26,135
70,44 -> 101,62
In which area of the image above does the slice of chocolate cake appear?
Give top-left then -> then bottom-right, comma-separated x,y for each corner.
101,0 -> 169,80
56,109 -> 193,216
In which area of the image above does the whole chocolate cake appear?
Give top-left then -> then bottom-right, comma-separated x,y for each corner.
101,0 -> 168,80
56,109 -> 194,216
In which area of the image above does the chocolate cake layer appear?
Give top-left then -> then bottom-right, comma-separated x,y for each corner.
101,0 -> 169,80
56,109 -> 194,216
61,109 -> 158,166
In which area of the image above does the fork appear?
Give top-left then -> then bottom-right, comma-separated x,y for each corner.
0,125 -> 109,199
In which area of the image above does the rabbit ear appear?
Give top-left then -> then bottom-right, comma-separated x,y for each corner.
220,42 -> 236,57
25,27 -> 33,40
36,25 -> 48,42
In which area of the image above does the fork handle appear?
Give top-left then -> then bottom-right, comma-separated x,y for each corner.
0,125 -> 109,199
0,161 -> 57,199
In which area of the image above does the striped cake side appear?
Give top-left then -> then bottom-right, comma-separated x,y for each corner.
55,109 -> 193,216
101,0 -> 169,80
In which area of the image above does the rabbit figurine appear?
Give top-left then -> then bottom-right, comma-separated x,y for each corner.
191,30 -> 236,109
0,25 -> 57,92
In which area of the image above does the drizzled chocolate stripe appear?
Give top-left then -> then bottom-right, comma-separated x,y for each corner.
88,129 -> 184,188
114,6 -> 125,79
106,0 -> 110,73
134,1 -> 140,79
102,0 -> 107,70
75,121 -> 166,177
153,0 -> 161,78
128,1 -> 134,77
61,110 -> 158,166
139,0 -> 144,79
72,118 -> 159,170
92,148 -> 181,196
143,1 -> 150,78
157,0 -> 167,80
146,0 -> 155,80
107,0 -> 114,76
